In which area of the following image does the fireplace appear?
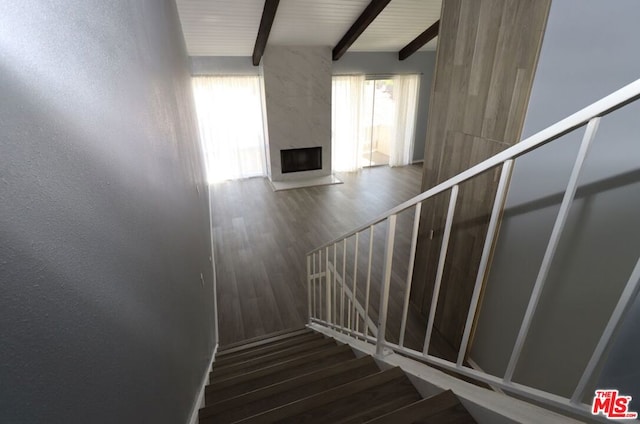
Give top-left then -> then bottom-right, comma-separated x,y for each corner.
280,147 -> 322,174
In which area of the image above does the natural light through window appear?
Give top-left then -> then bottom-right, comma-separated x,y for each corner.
331,74 -> 420,172
192,76 -> 267,183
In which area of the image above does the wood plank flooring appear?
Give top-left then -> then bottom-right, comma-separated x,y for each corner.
210,165 -> 428,347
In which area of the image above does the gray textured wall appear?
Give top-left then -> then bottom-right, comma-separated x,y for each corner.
191,56 -> 259,76
471,0 -> 640,402
190,52 -> 437,163
0,1 -> 216,423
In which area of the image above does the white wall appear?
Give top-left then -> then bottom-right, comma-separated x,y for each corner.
471,0 -> 640,402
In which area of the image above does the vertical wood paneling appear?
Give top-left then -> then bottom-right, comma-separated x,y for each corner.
410,0 -> 550,356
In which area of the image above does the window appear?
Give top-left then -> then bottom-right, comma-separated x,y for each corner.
192,76 -> 267,183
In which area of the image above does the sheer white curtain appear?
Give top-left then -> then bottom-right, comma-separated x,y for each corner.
331,75 -> 367,172
390,74 -> 420,167
192,76 -> 267,183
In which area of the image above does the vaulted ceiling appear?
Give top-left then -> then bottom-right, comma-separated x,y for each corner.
176,0 -> 442,57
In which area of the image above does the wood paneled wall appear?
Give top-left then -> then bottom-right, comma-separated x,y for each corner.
410,0 -> 551,356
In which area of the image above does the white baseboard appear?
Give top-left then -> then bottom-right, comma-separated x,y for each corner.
412,159 -> 424,164
187,344 -> 218,424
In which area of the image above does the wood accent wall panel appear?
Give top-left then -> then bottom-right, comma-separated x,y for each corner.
410,0 -> 550,356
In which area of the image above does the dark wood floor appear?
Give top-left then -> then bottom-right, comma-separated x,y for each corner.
210,164 -> 455,358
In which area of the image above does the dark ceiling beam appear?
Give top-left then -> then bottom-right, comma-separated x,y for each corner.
252,0 -> 280,66
332,0 -> 392,61
398,19 -> 440,61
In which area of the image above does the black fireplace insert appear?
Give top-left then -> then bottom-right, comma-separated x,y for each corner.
280,147 -> 322,173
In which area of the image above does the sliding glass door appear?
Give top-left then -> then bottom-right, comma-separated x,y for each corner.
362,79 -> 394,167
332,74 -> 420,172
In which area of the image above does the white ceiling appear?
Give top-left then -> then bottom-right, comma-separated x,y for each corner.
351,0 -> 441,52
268,0 -> 370,47
176,0 -> 441,57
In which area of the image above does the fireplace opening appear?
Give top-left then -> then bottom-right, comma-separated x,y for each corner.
281,147 -> 322,173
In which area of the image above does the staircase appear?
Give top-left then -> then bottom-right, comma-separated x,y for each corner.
302,79 -> 640,422
199,328 -> 476,424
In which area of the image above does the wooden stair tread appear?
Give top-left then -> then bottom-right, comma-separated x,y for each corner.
205,356 -> 377,412
364,390 -> 476,424
214,332 -> 324,366
411,403 -> 477,424
205,344 -> 355,403
211,337 -> 336,379
277,375 -> 419,424
199,356 -> 380,423
217,327 -> 311,356
207,343 -> 351,390
334,393 -> 421,424
201,329 -> 477,424
233,367 -> 413,424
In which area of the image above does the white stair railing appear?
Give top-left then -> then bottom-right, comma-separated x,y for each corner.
306,79 -> 640,420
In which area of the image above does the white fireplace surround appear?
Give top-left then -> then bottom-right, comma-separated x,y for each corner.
261,46 -> 332,182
